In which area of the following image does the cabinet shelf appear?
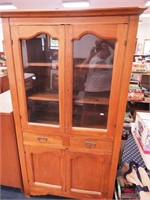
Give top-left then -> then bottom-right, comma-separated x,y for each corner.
74,91 -> 109,105
28,62 -> 58,67
128,99 -> 150,104
131,71 -> 150,75
75,64 -> 113,69
27,91 -> 109,105
27,92 -> 58,101
74,96 -> 109,105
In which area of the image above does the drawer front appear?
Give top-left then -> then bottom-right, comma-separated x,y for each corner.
23,132 -> 62,147
69,136 -> 113,152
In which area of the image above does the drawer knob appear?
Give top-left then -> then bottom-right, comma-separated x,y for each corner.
37,136 -> 48,143
85,141 -> 96,148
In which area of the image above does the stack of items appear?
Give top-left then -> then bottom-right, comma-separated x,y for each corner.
0,53 -> 7,77
132,56 -> 150,73
134,111 -> 150,154
114,178 -> 138,200
132,62 -> 147,72
140,75 -> 150,102
0,67 -> 7,77
0,52 -> 6,67
144,91 -> 150,102
128,79 -> 144,101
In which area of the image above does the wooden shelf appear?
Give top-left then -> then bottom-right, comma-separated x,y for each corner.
28,92 -> 58,101
31,119 -> 59,125
128,99 -> 150,104
74,91 -> 109,105
74,96 -> 109,105
28,91 -> 109,105
131,72 -> 150,75
28,62 -> 58,67
75,64 -> 113,69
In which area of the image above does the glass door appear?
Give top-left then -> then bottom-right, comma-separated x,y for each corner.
65,24 -> 128,137
22,34 -> 59,124
11,26 -> 65,131
72,34 -> 115,129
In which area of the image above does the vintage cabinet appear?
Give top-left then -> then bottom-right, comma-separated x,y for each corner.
0,8 -> 145,199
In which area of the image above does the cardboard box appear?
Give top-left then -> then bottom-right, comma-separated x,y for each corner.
134,112 -> 150,154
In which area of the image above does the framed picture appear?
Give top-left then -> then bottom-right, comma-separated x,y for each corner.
143,39 -> 150,55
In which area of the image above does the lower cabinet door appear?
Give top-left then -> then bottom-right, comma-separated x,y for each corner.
24,145 -> 65,196
66,151 -> 111,199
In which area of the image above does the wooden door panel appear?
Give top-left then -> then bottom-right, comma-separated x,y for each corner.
65,24 -> 128,138
18,26 -> 59,39
33,152 -> 61,185
72,24 -> 117,40
25,146 -> 65,195
67,151 -> 111,198
11,25 -> 65,132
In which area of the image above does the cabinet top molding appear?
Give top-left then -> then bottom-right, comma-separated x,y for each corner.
0,7 -> 147,18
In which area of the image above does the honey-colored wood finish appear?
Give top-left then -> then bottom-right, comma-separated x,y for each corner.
0,113 -> 22,188
66,151 -> 111,199
0,75 -> 9,93
1,8 -> 145,199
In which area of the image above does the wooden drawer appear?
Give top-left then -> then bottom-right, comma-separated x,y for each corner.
23,132 -> 62,147
69,136 -> 113,152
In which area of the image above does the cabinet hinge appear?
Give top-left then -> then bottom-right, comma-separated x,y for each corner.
124,40 -> 127,46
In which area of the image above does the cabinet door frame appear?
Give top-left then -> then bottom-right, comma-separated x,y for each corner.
65,24 -> 128,138
11,25 -> 65,133
24,145 -> 66,195
65,150 -> 112,199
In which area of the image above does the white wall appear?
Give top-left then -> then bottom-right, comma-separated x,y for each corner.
136,16 -> 150,54
0,20 -> 4,52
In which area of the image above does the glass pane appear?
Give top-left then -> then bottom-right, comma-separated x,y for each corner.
73,34 -> 116,129
21,34 -> 59,124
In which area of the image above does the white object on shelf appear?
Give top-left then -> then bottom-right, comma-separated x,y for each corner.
0,66 -> 7,77
131,123 -> 150,170
134,112 -> 150,153
24,72 -> 35,80
0,90 -> 13,113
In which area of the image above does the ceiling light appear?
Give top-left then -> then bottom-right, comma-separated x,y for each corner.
145,0 -> 150,6
0,3 -> 17,10
63,0 -> 89,8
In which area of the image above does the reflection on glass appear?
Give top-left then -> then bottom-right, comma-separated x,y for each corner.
73,34 -> 116,129
21,34 -> 59,124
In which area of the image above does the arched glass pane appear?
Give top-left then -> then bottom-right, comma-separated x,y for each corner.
21,34 -> 59,124
73,34 -> 116,129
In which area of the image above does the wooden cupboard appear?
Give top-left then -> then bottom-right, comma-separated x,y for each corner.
0,7 -> 145,199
